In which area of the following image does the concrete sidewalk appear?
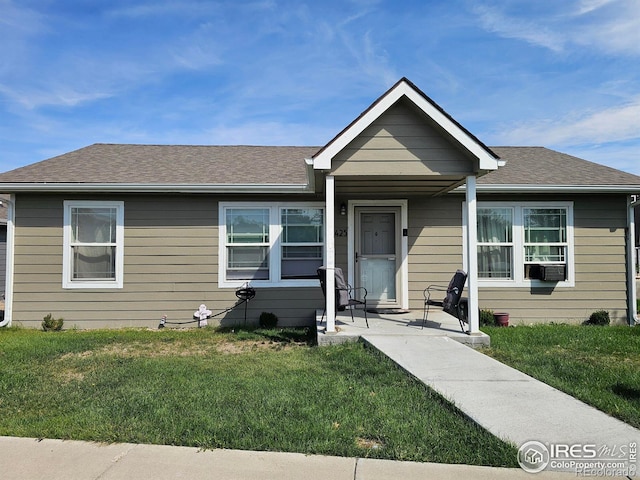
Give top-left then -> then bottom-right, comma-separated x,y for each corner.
363,335 -> 640,475
0,436 -> 580,480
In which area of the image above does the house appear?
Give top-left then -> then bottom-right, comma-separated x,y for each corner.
0,78 -> 638,331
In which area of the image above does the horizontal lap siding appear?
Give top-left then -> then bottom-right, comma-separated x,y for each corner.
477,195 -> 630,325
331,100 -> 474,177
407,197 -> 463,310
11,194 -> 323,329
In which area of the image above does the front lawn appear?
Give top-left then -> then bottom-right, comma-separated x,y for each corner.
0,327 -> 517,466
481,324 -> 640,429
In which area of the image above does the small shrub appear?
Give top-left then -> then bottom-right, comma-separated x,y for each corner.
259,312 -> 278,328
42,313 -> 64,331
479,309 -> 495,327
584,310 -> 610,326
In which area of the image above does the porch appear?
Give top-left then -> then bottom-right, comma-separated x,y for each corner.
315,308 -> 490,347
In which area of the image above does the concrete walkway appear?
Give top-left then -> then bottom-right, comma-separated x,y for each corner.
0,436 -> 583,480
363,334 -> 640,475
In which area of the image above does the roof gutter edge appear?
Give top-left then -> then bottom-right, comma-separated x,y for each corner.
453,184 -> 640,194
0,183 -> 314,194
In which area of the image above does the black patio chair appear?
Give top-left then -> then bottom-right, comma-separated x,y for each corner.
317,266 -> 368,328
423,269 -> 468,332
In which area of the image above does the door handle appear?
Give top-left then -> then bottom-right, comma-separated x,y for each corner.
355,252 -> 358,263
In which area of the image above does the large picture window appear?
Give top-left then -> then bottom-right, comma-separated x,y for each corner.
473,202 -> 573,286
219,203 -> 324,287
63,201 -> 124,288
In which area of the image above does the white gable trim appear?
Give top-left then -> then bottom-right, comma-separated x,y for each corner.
313,79 -> 500,172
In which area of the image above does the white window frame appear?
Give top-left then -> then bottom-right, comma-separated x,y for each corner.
464,201 -> 574,287
63,200 -> 125,289
218,202 -> 325,288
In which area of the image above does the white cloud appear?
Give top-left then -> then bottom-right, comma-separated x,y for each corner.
473,0 -> 640,56
106,1 -> 221,19
498,96 -> 640,147
574,0 -> 617,14
0,83 -> 113,110
564,144 -> 640,176
472,4 -> 565,53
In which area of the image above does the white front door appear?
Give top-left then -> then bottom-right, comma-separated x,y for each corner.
355,207 -> 401,307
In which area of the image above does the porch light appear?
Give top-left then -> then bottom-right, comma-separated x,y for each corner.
340,203 -> 346,216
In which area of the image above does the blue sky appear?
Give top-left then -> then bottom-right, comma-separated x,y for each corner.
1,0 -> 639,176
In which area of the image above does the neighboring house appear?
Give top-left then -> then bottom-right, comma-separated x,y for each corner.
0,78 -> 638,330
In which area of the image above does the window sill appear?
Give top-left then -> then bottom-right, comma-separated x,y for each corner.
63,280 -> 123,289
478,279 -> 574,288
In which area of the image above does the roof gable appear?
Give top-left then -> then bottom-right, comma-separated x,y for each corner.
312,77 -> 500,172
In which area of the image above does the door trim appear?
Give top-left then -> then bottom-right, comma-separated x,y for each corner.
347,200 -> 408,310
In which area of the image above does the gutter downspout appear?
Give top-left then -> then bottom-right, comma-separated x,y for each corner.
629,196 -> 639,325
0,195 -> 14,327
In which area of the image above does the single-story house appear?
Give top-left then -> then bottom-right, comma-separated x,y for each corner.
0,78 -> 638,332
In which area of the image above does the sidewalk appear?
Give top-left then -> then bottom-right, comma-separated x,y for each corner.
363,335 -> 640,476
0,436 -> 580,480
362,335 -> 640,448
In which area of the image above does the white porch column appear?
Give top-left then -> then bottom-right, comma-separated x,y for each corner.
0,195 -> 14,327
465,175 -> 480,334
325,175 -> 336,332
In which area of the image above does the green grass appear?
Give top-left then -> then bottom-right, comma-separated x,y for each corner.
0,327 -> 517,466
481,324 -> 640,429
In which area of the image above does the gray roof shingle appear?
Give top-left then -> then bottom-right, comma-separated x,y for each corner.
481,147 -> 640,186
0,143 -> 638,190
0,144 -> 319,185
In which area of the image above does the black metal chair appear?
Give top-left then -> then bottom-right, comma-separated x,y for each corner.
317,266 -> 368,328
423,270 -> 468,332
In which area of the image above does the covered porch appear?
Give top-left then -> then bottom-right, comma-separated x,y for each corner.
315,308 -> 490,347
310,79 -> 503,339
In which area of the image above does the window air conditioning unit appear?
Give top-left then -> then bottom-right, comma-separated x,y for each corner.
539,264 -> 566,282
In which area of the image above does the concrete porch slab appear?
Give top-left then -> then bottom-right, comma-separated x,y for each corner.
315,309 -> 490,347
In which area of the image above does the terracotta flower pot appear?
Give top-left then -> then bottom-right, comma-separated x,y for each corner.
494,312 -> 509,327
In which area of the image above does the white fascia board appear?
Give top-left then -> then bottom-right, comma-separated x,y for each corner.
313,80 -> 499,171
454,184 -> 640,194
0,183 -> 313,194
313,86 -> 402,170
400,86 -> 499,171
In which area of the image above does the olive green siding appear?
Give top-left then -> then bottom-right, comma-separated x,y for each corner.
11,194 -> 323,329
406,196 -> 464,308
335,193 -> 630,325
331,99 -> 475,178
475,194 -> 630,324
8,192 -> 633,328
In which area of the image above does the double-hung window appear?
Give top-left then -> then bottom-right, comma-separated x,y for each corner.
523,208 -> 568,278
225,208 -> 270,280
63,201 -> 124,289
478,207 -> 514,279
281,208 -> 324,279
472,202 -> 573,286
220,203 -> 324,287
